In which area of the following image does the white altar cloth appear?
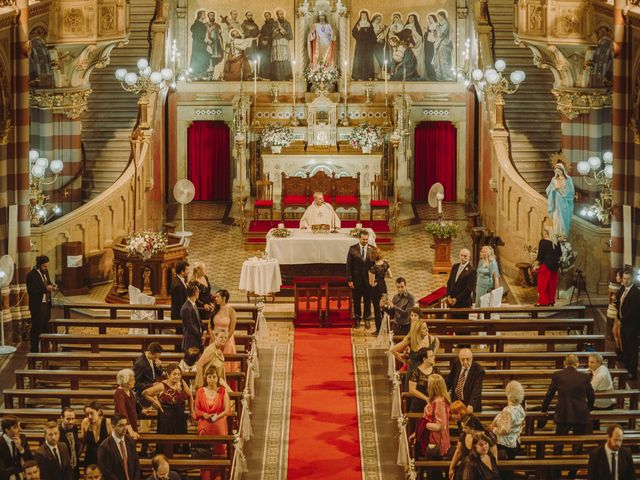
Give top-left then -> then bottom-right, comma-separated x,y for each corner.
265,228 -> 376,265
239,258 -> 282,296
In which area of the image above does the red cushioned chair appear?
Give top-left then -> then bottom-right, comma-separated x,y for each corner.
281,172 -> 309,220
334,172 -> 361,220
254,175 -> 274,220
369,175 -> 389,221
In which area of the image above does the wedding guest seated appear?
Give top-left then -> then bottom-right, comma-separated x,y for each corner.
24,460 -> 41,480
147,454 -> 181,480
408,347 -> 439,413
392,316 -> 440,390
84,465 -> 103,480
179,346 -> 201,374
446,348 -> 485,413
588,353 -> 616,410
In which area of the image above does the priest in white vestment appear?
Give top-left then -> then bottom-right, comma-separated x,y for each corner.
299,192 -> 341,230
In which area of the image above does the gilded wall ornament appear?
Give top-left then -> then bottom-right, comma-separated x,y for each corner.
63,8 -> 84,34
100,6 -> 116,33
528,5 -> 543,32
551,87 -> 612,119
30,88 -> 93,119
558,9 -> 580,36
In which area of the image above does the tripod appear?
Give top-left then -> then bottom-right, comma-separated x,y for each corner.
569,269 -> 597,342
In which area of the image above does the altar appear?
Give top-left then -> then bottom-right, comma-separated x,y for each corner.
265,228 -> 376,265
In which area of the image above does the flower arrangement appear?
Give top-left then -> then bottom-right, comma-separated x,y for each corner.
349,227 -> 367,238
349,123 -> 383,150
260,124 -> 293,148
559,241 -> 577,273
425,221 -> 461,239
270,227 -> 292,238
125,231 -> 167,259
304,62 -> 340,85
523,244 -> 538,262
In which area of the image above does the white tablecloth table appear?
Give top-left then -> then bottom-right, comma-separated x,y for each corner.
239,258 -> 282,296
265,228 -> 376,265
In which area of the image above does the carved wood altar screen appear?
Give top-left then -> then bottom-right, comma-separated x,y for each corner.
413,121 -> 457,201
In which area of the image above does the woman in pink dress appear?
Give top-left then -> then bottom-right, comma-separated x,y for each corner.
208,289 -> 239,387
195,366 -> 231,480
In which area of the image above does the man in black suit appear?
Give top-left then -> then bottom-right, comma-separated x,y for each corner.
146,454 -> 181,480
542,354 -> 595,457
170,261 -> 189,349
445,248 -> 476,317
23,460 -> 41,480
0,415 -> 34,480
34,422 -> 73,480
446,348 -> 485,412
614,268 -> 640,380
96,414 -> 141,480
346,230 -> 373,328
181,283 -> 204,352
588,424 -> 636,480
26,255 -> 57,353
58,408 -> 81,480
132,342 -> 164,401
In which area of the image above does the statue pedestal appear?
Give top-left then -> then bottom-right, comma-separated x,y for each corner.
432,238 -> 452,274
107,234 -> 188,304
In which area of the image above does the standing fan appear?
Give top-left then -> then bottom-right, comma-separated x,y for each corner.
0,255 -> 16,354
173,179 -> 196,235
428,183 -> 446,219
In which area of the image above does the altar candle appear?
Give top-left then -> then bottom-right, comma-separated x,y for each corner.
343,60 -> 348,97
384,60 -> 388,96
292,59 -> 296,101
253,60 -> 258,97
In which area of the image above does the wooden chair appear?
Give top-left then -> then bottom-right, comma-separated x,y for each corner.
254,175 -> 274,220
369,175 -> 389,221
308,170 -> 334,204
280,172 -> 309,219
333,172 -> 361,219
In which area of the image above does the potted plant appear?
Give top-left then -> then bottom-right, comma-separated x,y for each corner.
425,221 -> 460,274
349,123 -> 383,154
304,62 -> 340,95
260,124 -> 293,154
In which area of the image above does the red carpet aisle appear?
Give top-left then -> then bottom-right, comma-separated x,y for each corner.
287,328 -> 362,479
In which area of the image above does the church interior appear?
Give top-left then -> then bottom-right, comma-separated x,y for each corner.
0,0 -> 639,478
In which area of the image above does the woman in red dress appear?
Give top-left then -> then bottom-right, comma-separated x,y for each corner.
195,366 -> 231,480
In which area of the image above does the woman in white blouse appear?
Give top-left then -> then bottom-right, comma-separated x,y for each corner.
490,381 -> 525,459
588,353 -> 616,409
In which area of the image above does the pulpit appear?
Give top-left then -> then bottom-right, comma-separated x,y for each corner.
107,234 -> 188,304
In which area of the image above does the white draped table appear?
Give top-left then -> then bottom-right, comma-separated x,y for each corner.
265,228 -> 376,265
239,258 -> 282,296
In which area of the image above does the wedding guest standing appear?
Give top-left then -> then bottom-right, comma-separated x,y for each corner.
368,247 -> 392,335
79,402 -> 111,467
475,246 -> 500,306
113,368 -> 140,440
614,268 -> 640,380
27,255 -> 56,353
446,248 -> 475,315
532,227 -> 562,306
181,283 -> 204,352
34,422 -> 73,480
190,262 -> 214,322
346,230 -> 373,329
59,408 -> 81,480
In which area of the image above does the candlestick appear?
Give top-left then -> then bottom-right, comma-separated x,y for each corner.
343,60 -> 348,97
291,59 -> 298,126
384,60 -> 388,96
253,60 -> 257,97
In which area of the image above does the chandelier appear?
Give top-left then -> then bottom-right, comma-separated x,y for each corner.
29,149 -> 64,226
577,151 -> 613,226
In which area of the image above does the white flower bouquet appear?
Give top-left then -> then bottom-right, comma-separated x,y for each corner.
559,241 -> 577,273
304,62 -> 340,85
270,227 -> 292,238
260,124 -> 293,148
125,231 -> 167,260
349,123 -> 383,150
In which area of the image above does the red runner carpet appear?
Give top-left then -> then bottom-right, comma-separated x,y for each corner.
287,328 -> 362,479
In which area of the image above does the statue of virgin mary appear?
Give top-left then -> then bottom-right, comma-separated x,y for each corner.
546,162 -> 574,239
307,12 -> 335,66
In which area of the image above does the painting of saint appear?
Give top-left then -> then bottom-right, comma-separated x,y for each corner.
189,10 -> 210,79
404,14 -> 425,79
307,12 -> 335,66
271,9 -> 293,80
423,14 -> 437,81
241,11 -> 260,62
371,14 -> 389,79
433,10 -> 454,80
222,29 -> 254,81
258,11 -> 276,79
389,30 -> 419,81
351,10 -> 377,80
206,12 -> 224,75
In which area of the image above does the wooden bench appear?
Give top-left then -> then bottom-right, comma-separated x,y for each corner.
421,318 -> 595,335
48,317 -> 256,336
39,333 -> 254,353
417,305 -> 586,319
27,351 -> 250,371
422,351 -> 618,369
61,302 -> 259,322
392,334 -> 605,352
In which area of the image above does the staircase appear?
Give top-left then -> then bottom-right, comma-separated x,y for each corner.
487,0 -> 562,194
81,0 -> 157,201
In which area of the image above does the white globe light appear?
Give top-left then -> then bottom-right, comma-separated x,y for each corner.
150,72 -> 162,84
124,72 -> 138,85
603,151 -> 613,164
143,66 -> 152,77
604,164 -> 613,179
494,59 -> 506,72
35,157 -> 49,169
29,150 -> 39,162
471,69 -> 484,81
485,69 -> 500,84
31,165 -> 45,178
576,160 -> 591,175
137,58 -> 149,70
161,68 -> 174,80
588,156 -> 602,171
50,159 -> 64,174
53,205 -> 62,215
115,68 -> 127,81
510,70 -> 526,85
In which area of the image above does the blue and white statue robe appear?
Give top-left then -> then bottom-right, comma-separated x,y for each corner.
546,176 -> 574,238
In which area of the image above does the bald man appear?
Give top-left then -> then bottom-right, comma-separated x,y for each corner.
446,248 -> 476,315
299,192 -> 341,230
446,348 -> 485,412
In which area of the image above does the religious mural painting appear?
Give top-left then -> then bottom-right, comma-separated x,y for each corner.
349,0 -> 456,81
187,1 -> 295,81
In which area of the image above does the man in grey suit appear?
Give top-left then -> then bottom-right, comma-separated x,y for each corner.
146,454 -> 181,480
181,283 -> 204,352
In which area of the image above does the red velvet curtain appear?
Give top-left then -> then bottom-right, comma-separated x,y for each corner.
187,121 -> 230,201
413,121 -> 457,201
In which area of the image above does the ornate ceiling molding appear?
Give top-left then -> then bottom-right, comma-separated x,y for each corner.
551,87 -> 612,119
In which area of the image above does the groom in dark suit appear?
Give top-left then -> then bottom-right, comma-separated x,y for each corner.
346,230 -> 373,328
180,283 -> 204,352
446,248 -> 476,317
588,424 -> 636,480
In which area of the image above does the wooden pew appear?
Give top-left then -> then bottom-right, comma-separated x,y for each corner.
48,317 -> 256,336
39,333 -> 254,353
423,351 -> 618,369
61,302 -> 259,321
422,318 -> 594,335
417,305 -> 586,318
391,334 -> 605,352
27,351 -> 249,371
